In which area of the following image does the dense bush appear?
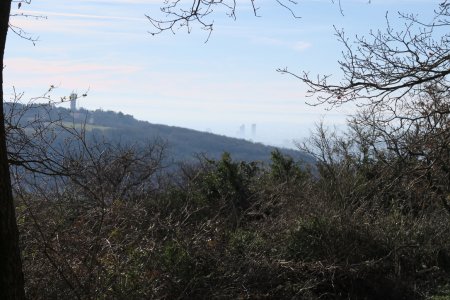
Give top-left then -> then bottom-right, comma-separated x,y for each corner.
13,140 -> 450,299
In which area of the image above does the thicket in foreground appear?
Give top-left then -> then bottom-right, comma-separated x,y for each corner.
12,121 -> 450,299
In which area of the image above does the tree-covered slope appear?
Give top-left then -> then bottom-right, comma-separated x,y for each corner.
5,102 -> 313,164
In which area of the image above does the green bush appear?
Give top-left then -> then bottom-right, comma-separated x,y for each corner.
287,216 -> 387,264
16,144 -> 450,299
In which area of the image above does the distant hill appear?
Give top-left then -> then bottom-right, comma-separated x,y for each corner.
4,103 -> 314,164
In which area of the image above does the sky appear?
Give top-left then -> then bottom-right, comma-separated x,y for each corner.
4,0 -> 437,148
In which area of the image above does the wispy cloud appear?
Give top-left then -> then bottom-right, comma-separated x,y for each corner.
292,41 -> 311,51
10,15 -> 147,40
6,57 -> 141,74
4,57 -> 142,91
12,9 -> 145,22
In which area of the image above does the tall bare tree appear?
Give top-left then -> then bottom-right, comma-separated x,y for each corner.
0,1 -> 26,298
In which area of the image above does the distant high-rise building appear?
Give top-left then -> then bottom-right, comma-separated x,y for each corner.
70,93 -> 77,111
251,123 -> 256,138
239,124 -> 245,137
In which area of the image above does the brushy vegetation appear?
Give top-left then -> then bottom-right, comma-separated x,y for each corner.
7,2 -> 450,298
13,132 -> 450,299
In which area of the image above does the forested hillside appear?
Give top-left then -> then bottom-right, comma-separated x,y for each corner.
4,102 -> 312,164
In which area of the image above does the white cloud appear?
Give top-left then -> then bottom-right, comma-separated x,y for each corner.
292,41 -> 311,51
4,57 -> 142,92
12,9 -> 145,22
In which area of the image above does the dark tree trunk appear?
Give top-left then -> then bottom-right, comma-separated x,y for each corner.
0,1 -> 26,299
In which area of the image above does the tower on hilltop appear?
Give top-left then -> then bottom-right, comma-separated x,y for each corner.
70,93 -> 77,111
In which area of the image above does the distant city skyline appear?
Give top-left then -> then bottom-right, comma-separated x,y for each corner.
5,0 -> 437,148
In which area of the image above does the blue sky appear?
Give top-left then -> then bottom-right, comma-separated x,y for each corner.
5,0 -> 436,148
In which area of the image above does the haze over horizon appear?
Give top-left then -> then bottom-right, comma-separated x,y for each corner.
4,0 -> 436,148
